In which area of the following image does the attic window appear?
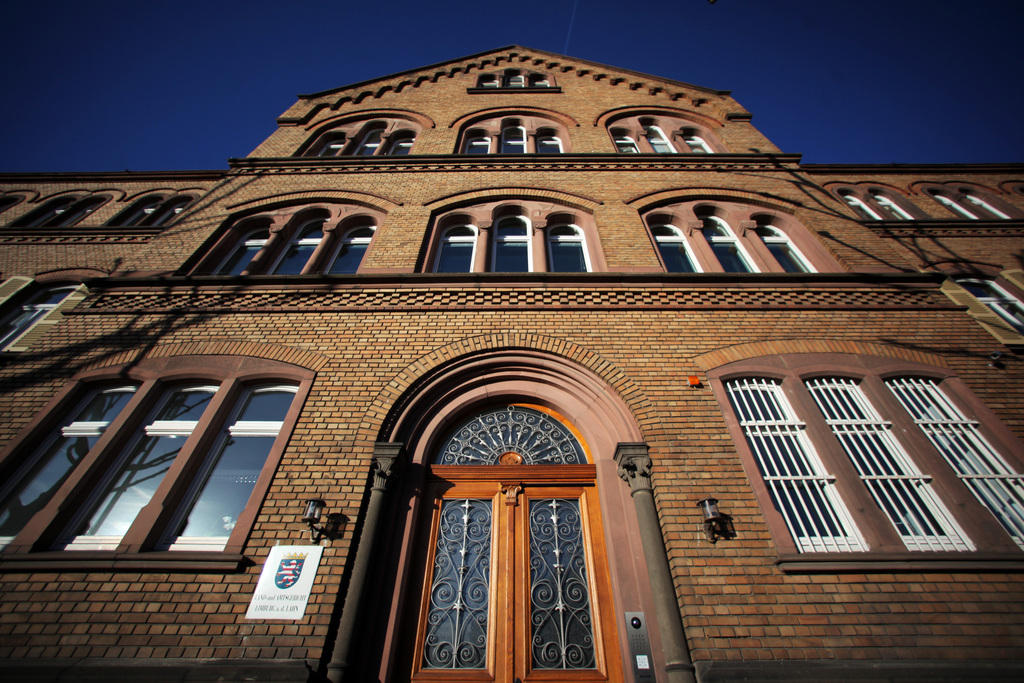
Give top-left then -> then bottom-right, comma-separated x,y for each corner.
469,70 -> 559,93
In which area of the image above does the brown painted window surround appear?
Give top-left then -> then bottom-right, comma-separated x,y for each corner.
9,193 -> 110,228
193,204 -> 383,276
709,353 -> 1024,572
0,355 -> 313,571
832,185 -> 922,221
297,116 -> 425,157
645,201 -> 839,274
107,192 -> 195,227
605,111 -> 723,154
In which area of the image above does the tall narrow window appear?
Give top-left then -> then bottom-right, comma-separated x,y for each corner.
806,377 -> 972,551
354,127 -> 385,156
272,220 -> 324,275
385,131 -> 415,156
644,126 -> 675,153
500,124 -> 527,154
651,225 -> 698,273
869,192 -> 914,220
930,190 -> 978,219
492,217 -> 531,272
109,194 -> 165,226
0,286 -> 77,349
547,225 -> 590,273
754,225 -> 812,273
218,228 -> 269,275
435,226 -> 478,273
536,129 -> 563,154
64,385 -> 220,550
839,191 -> 883,220
611,130 -> 639,153
12,196 -> 84,228
683,134 -> 712,153
311,133 -> 347,157
701,217 -> 755,273
962,192 -> 1010,219
725,377 -> 865,552
161,385 -> 298,550
463,130 -> 491,154
955,279 -> 1024,333
0,385 -> 137,547
887,377 -> 1024,549
329,225 -> 375,274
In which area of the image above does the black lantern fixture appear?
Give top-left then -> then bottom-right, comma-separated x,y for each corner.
301,499 -> 345,544
697,497 -> 729,543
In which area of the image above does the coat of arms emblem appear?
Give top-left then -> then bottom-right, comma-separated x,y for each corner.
274,552 -> 307,589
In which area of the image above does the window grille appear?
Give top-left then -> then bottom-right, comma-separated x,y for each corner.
725,377 -> 865,552
806,377 -> 972,551
887,377 -> 1024,549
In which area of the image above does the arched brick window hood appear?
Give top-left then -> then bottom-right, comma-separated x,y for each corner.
453,108 -> 575,154
600,107 -> 726,154
296,111 -> 432,157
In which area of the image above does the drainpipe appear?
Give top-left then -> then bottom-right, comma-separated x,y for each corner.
614,443 -> 697,683
326,443 -> 401,683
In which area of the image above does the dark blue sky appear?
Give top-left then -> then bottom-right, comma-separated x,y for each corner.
1,0 -> 1021,172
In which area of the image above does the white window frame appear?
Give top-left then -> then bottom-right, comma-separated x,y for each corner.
463,131 -> 491,154
702,216 -> 757,273
500,125 -> 527,154
869,192 -> 914,220
840,191 -> 883,220
0,385 -> 138,549
328,224 -> 376,274
354,127 -> 384,156
806,377 -> 973,552
612,132 -> 639,153
955,279 -> 1024,333
505,72 -> 526,88
651,224 -> 701,273
216,228 -> 269,275
725,377 -> 866,553
0,286 -> 77,349
478,74 -> 499,88
963,193 -> 1010,219
930,191 -> 978,219
644,125 -> 676,153
63,385 -> 221,551
546,224 -> 591,273
161,385 -> 297,551
385,131 -> 415,156
887,377 -> 1024,549
269,219 -> 325,275
754,225 -> 814,273
683,135 -> 712,153
435,225 -> 479,273
536,132 -> 563,154
491,217 -> 533,272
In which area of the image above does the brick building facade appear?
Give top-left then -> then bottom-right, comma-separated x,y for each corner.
1,46 -> 1023,682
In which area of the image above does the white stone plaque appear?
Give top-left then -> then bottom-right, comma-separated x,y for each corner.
246,545 -> 323,620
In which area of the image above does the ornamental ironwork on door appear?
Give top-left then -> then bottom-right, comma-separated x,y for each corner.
407,405 -> 622,682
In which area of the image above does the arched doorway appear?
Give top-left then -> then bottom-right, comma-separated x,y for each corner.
400,404 -> 623,681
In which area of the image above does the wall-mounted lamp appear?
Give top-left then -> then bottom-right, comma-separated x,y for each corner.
697,498 -> 732,543
301,499 -> 345,544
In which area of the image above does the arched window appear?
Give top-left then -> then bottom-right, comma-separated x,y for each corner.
473,70 -> 555,90
754,224 -> 813,273
651,224 -> 698,273
868,191 -> 914,220
109,193 -> 194,227
477,74 -> 499,88
217,226 -> 270,275
605,112 -> 723,153
528,73 -> 551,87
700,216 -> 755,273
462,128 -> 491,154
354,126 -> 385,156
13,194 -> 109,228
611,129 -> 639,153
310,132 -> 347,157
492,216 -> 532,271
962,192 -> 1010,219
328,224 -> 376,274
929,190 -> 978,219
643,125 -> 675,154
504,70 -> 526,88
546,224 -> 590,273
272,219 -> 325,274
839,190 -> 883,220
384,131 -> 415,156
535,128 -> 563,154
434,225 -> 478,273
0,194 -> 24,216
500,122 -> 528,154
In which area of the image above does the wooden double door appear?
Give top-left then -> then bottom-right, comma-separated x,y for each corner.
402,464 -> 623,683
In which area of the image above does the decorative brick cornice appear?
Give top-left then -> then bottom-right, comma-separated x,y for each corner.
864,220 -> 1024,238
226,153 -> 804,175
